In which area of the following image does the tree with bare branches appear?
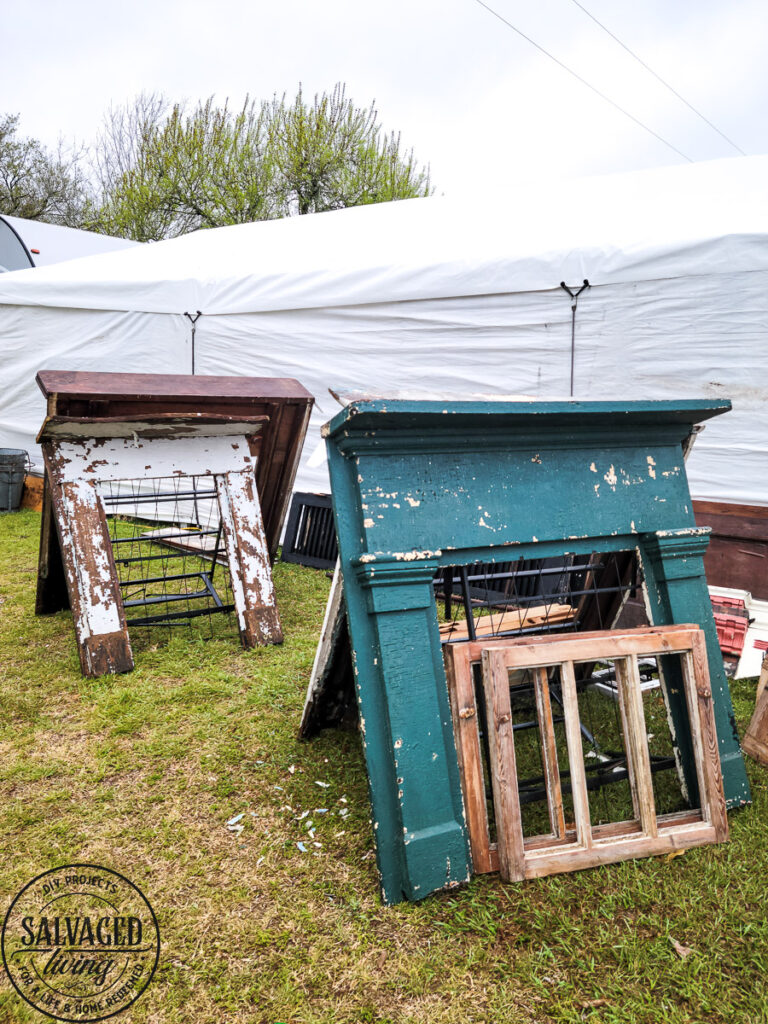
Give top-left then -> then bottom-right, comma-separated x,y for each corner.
92,86 -> 432,241
0,113 -> 91,226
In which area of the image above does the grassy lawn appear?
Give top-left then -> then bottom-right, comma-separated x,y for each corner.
0,508 -> 767,1023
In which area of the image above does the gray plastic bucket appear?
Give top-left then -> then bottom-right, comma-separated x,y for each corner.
0,449 -> 28,512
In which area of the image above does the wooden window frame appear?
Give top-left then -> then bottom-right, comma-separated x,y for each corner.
443,625 -> 728,881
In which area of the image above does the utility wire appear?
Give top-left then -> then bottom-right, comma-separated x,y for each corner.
569,0 -> 746,156
472,0 -> 694,162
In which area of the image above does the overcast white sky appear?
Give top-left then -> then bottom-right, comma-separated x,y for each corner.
4,0 -> 768,194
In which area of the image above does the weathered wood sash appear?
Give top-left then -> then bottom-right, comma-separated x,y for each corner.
444,625 -> 729,881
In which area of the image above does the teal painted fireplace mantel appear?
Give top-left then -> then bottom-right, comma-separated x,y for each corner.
323,399 -> 749,904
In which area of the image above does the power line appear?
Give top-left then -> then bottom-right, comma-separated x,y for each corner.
472,0 -> 694,162
569,0 -> 747,156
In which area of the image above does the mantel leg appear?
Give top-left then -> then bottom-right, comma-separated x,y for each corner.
640,529 -> 750,809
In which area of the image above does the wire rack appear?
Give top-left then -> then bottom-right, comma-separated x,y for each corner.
435,551 -> 640,643
101,475 -> 238,646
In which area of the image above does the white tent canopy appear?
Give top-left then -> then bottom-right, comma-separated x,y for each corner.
0,155 -> 766,504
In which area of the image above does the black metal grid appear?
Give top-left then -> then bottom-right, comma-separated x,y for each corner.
435,551 -> 641,643
439,551 -> 688,829
101,475 -> 238,645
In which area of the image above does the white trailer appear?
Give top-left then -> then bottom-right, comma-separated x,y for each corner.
0,215 -> 136,272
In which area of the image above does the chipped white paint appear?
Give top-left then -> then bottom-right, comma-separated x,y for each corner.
300,560 -> 344,735
656,527 -> 709,538
52,421 -> 281,669
358,553 -> 376,563
59,479 -> 123,638
53,434 -> 254,484
40,417 -> 265,442
216,469 -> 280,642
391,549 -> 441,561
404,496 -> 421,507
363,518 -> 375,528
604,465 -> 618,488
394,738 -> 403,749
590,462 -> 597,473
647,455 -> 657,479
531,454 -> 542,464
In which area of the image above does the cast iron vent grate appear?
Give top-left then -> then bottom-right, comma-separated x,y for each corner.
281,492 -> 338,570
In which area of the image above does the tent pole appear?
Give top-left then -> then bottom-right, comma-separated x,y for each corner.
184,311 -> 203,375
560,281 -> 590,397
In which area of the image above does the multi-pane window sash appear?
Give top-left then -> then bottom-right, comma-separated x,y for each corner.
443,625 -> 728,882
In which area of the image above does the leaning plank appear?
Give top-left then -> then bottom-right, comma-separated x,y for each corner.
742,702 -> 768,765
755,654 -> 768,703
301,561 -> 354,737
743,663 -> 768,768
439,602 -> 574,641
139,527 -> 228,564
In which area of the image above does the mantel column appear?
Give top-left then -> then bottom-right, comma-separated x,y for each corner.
352,556 -> 470,903
640,528 -> 750,808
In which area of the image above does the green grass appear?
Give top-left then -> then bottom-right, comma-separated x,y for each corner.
0,509 -> 767,1023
